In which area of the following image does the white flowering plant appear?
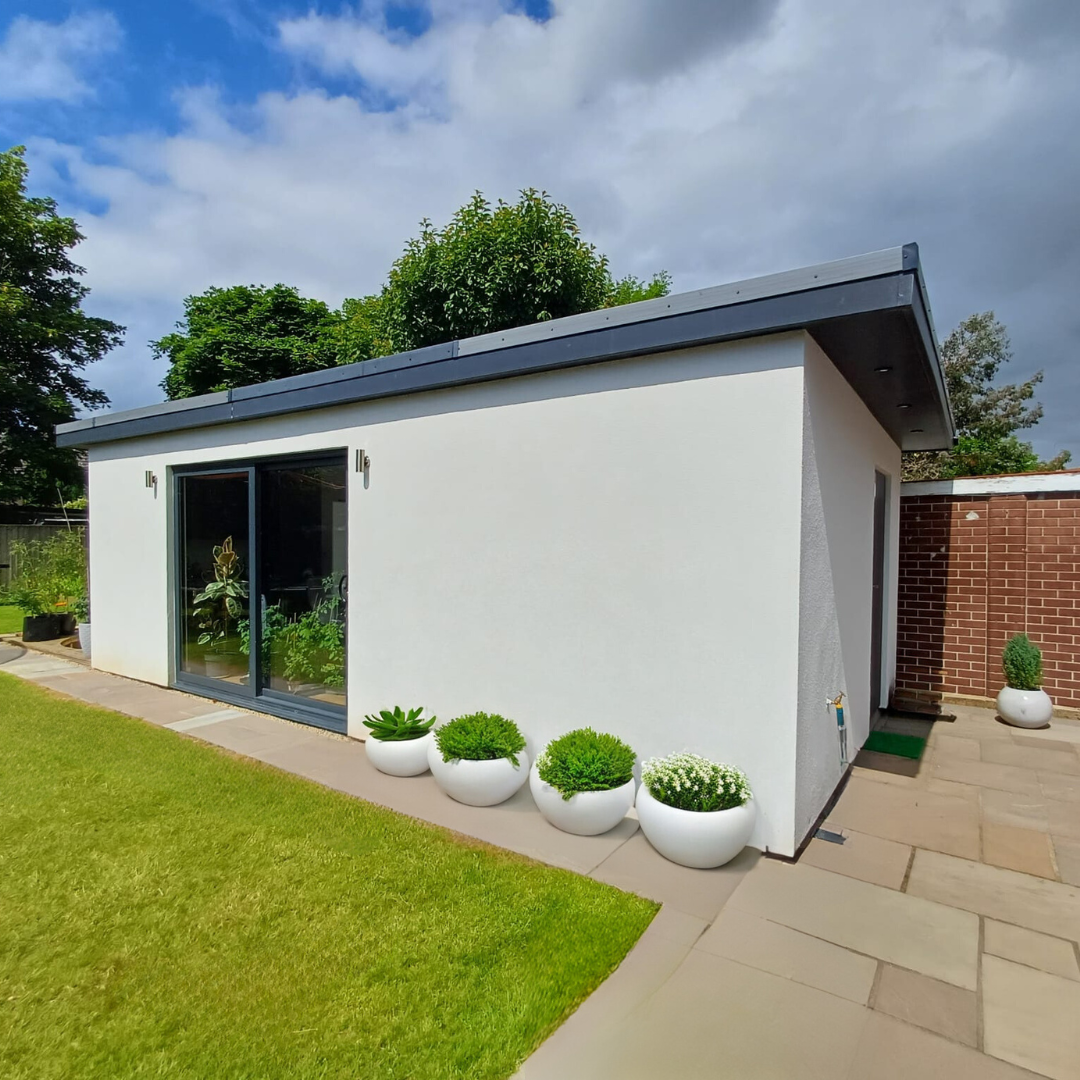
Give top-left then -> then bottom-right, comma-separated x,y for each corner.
641,752 -> 752,813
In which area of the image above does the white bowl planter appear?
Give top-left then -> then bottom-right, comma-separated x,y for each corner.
529,762 -> 635,836
997,685 -> 1053,728
427,740 -> 529,806
365,731 -> 433,777
635,783 -> 756,868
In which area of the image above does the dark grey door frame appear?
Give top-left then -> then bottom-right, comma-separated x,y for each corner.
869,470 -> 888,714
170,450 -> 348,734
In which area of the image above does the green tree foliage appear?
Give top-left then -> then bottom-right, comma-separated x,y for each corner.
373,189 -> 670,354
156,284 -> 341,400
0,146 -> 121,502
903,312 -> 1071,480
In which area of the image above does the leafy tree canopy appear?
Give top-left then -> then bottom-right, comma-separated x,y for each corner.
156,284 -> 340,400
375,190 -> 670,354
0,146 -> 120,503
902,312 -> 1070,480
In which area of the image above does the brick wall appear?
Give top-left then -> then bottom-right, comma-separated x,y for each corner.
896,491 -> 1080,710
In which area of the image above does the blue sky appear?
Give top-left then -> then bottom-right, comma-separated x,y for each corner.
2,1 -> 1079,460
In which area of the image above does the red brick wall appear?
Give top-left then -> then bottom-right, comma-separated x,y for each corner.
896,492 -> 1080,709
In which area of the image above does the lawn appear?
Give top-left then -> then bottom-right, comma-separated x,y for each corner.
0,605 -> 24,634
0,674 -> 656,1079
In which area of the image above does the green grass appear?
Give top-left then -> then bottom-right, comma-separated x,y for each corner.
863,730 -> 927,760
0,605 -> 24,634
0,674 -> 656,1079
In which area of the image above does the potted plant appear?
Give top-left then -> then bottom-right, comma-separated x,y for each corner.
72,591 -> 91,657
428,712 -> 529,806
636,752 -> 755,868
530,728 -> 637,835
998,633 -> 1052,728
363,706 -> 436,776
192,537 -> 248,678
5,531 -> 85,641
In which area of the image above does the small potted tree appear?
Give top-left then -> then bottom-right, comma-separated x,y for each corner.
72,591 -> 91,657
530,728 -> 637,835
636,752 -> 755,868
363,706 -> 436,776
998,633 -> 1052,728
428,712 -> 529,806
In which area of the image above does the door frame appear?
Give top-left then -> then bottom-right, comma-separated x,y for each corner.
869,469 -> 888,716
170,450 -> 349,734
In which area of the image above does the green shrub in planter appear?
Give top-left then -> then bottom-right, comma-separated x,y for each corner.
435,712 -> 526,765
1003,633 -> 1042,691
642,752 -> 752,813
536,728 -> 635,801
363,706 -> 435,742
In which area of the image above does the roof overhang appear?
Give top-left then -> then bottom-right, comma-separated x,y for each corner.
57,243 -> 954,451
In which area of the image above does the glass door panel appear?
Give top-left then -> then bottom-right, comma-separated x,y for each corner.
178,472 -> 252,686
257,462 -> 347,708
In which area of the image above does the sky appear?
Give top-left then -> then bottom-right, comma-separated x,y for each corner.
1,0 -> 1078,460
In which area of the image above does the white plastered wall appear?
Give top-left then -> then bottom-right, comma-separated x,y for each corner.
794,335 -> 902,845
87,334 -> 809,853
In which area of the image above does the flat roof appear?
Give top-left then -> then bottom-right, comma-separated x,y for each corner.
57,243 -> 954,451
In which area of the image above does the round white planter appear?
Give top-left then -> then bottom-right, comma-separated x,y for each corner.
529,763 -> 635,836
997,685 -> 1053,728
365,731 -> 433,777
635,783 -> 756,868
427,741 -> 529,806
77,622 -> 91,657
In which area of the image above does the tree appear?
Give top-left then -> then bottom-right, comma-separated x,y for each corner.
373,189 -> 670,354
902,312 -> 1070,480
0,146 -> 121,503
156,284 -> 340,400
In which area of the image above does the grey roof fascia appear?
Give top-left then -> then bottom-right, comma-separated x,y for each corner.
56,244 -> 950,450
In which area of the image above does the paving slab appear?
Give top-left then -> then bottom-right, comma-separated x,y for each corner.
983,822 -> 1058,879
984,920 -> 1080,981
1047,799 -> 1080,842
931,758 -> 1042,796
828,775 -> 980,859
932,734 -> 982,761
981,741 -> 1080,778
982,955 -> 1080,1080
1053,837 -> 1080,887
847,1011 -> 1043,1080
696,907 -> 877,1004
726,859 -> 980,989
981,788 -> 1051,832
588,832 -> 758,922
1014,721 -> 1080,747
906,850 -> 1080,941
1040,773 -> 1080,803
605,950 -> 870,1080
798,825 -> 912,889
872,963 -> 978,1046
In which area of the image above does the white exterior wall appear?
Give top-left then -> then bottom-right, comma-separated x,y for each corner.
88,335 -> 808,853
794,336 -> 902,844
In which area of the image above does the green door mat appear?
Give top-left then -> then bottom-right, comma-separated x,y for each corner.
863,731 -> 927,760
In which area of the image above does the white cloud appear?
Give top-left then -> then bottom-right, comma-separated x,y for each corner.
29,0 -> 1080,459
0,10 -> 122,103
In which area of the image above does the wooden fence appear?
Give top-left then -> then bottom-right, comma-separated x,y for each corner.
0,524 -> 81,588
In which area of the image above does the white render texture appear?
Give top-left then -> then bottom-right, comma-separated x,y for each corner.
793,337 -> 902,844
84,330 -> 898,856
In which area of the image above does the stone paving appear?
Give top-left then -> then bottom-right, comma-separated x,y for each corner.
2,638 -> 1079,1079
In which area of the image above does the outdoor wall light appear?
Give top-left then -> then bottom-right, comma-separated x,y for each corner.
144,470 -> 158,497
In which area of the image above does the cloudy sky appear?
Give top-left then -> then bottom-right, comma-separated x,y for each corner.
2,0 -> 1077,458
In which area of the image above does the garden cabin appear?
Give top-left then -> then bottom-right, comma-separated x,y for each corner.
57,244 -> 953,856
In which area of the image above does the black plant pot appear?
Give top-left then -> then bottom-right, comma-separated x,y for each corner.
22,614 -> 67,642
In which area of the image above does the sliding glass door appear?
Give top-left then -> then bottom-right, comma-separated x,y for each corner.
174,453 -> 347,730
